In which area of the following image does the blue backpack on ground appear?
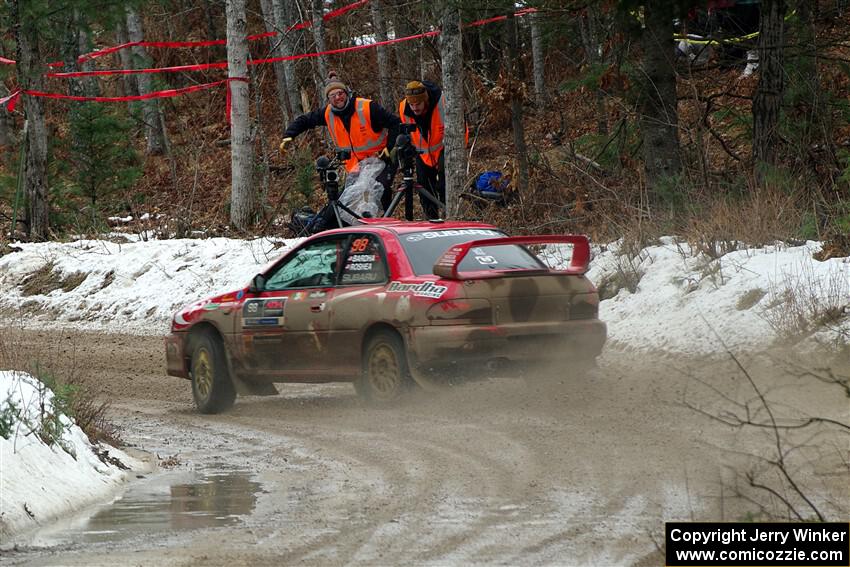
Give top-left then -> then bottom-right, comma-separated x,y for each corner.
474,171 -> 508,201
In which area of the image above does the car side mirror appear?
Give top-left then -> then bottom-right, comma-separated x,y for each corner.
248,273 -> 266,293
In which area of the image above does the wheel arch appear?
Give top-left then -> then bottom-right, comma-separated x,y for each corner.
185,322 -> 225,369
361,322 -> 405,356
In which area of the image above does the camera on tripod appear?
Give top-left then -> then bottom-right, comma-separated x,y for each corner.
395,125 -> 420,172
316,155 -> 343,200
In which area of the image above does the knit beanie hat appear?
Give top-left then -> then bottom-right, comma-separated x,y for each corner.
405,80 -> 428,105
324,71 -> 348,99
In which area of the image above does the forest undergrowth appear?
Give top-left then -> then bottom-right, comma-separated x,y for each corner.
1,5 -> 848,262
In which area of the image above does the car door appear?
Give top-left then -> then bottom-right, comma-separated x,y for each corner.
239,236 -> 346,375
326,233 -> 391,369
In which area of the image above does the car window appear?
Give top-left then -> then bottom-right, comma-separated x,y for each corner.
398,229 -> 543,275
339,234 -> 388,285
458,244 -> 546,272
264,238 -> 344,290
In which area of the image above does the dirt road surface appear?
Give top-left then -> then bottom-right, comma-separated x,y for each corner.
2,329 -> 847,566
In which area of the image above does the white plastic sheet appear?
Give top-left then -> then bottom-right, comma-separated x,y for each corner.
338,157 -> 385,225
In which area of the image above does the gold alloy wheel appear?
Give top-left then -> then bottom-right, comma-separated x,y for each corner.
194,348 -> 213,401
368,343 -> 401,397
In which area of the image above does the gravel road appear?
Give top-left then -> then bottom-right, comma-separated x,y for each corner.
2,329 -> 847,566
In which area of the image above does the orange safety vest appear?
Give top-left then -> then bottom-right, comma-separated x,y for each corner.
399,98 -> 468,168
325,98 -> 388,172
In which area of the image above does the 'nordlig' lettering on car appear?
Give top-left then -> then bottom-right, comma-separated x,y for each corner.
387,281 -> 448,299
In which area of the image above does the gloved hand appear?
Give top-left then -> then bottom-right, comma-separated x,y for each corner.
279,137 -> 293,155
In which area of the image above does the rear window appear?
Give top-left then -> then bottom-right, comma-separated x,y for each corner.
399,229 -> 546,275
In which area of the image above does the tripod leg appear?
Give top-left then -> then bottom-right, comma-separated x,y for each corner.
336,202 -> 362,223
404,179 -> 416,221
383,189 -> 404,217
416,186 -> 445,218
331,203 -> 344,229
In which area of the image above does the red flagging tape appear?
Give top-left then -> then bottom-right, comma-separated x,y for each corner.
1,79 -> 228,112
2,0 -> 372,67
1,78 -> 254,124
1,7 -> 537,112
48,28 -> 442,78
0,90 -> 21,112
46,8 -> 537,79
226,77 -> 250,125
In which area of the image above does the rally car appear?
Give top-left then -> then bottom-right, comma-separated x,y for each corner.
165,219 -> 606,413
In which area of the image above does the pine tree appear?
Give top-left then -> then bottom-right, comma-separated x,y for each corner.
68,103 -> 141,226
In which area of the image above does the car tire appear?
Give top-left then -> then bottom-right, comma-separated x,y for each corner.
356,330 -> 412,403
190,332 -> 237,414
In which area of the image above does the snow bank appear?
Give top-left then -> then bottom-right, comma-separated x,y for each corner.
590,237 -> 849,355
0,234 -> 847,355
0,237 -> 295,335
0,371 -> 143,540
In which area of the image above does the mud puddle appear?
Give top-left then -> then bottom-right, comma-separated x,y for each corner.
24,467 -> 262,548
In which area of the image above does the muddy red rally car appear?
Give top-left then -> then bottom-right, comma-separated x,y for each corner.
165,219 -> 606,413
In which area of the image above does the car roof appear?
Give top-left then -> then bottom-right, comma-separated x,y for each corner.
353,218 -> 500,235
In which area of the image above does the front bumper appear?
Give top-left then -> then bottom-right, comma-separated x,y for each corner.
165,333 -> 190,379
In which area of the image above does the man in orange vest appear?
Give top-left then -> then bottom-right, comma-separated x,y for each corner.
280,72 -> 401,210
398,80 -> 466,219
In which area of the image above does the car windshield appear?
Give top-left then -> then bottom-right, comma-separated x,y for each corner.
398,228 -> 546,276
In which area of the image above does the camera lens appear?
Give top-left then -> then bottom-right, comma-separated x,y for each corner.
326,170 -> 339,182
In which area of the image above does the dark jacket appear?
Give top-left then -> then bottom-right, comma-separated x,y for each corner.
284,97 -> 401,149
401,81 -> 442,139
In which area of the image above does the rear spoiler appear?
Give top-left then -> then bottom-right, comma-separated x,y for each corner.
433,234 -> 591,280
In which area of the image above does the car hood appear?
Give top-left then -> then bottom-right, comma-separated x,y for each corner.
171,287 -> 248,331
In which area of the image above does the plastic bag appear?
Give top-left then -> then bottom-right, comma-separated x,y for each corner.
338,157 -> 385,225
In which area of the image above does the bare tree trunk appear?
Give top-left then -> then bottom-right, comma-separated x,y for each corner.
393,2 -> 418,81
530,10 -> 546,107
114,20 -> 139,98
795,0 -> 821,151
276,0 -> 304,115
506,12 -> 529,195
639,0 -> 682,192
126,7 -> 168,156
370,0 -> 393,107
62,11 -> 97,99
202,0 -> 220,41
260,0 -> 292,125
62,11 -> 85,164
579,3 -> 608,135
310,0 -> 329,88
78,29 -> 100,96
227,0 -> 255,230
12,0 -> 49,240
753,0 -> 787,173
441,3 -> 466,218
479,11 -> 501,82
201,0 -> 226,61
0,83 -> 12,150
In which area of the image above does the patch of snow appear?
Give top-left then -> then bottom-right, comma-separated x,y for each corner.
0,371 -> 144,539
